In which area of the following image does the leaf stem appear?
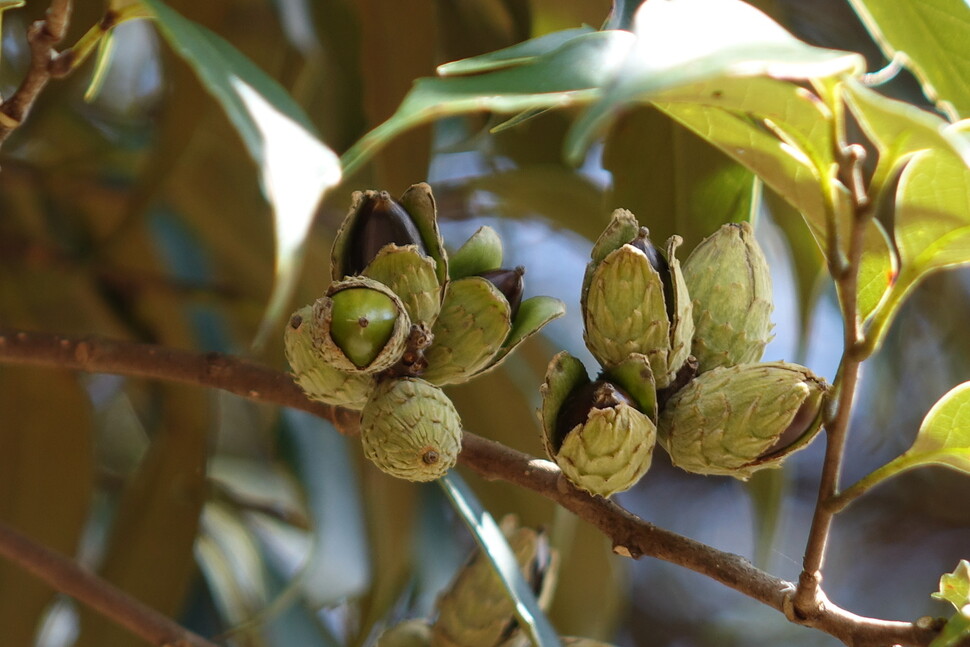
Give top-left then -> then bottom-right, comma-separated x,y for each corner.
827,455 -> 915,513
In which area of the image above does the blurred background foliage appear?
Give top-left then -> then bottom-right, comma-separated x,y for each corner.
0,0 -> 968,646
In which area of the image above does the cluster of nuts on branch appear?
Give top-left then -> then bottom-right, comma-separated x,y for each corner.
376,516 -> 613,647
285,184 -> 564,482
539,209 -> 829,496
285,184 -> 828,493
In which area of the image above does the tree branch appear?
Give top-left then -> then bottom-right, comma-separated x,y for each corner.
0,0 -> 73,146
0,520 -> 220,647
0,327 -> 939,647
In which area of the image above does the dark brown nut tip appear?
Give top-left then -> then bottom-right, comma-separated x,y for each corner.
478,266 -> 526,320
346,192 -> 426,275
552,380 -> 634,452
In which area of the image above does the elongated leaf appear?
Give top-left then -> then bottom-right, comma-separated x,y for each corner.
603,106 -> 759,252
847,0 -> 970,119
340,29 -> 636,177
866,145 -> 970,347
440,473 -> 561,647
142,0 -> 341,349
907,381 -> 970,473
437,27 -> 596,76
933,560 -> 970,611
565,0 -> 863,163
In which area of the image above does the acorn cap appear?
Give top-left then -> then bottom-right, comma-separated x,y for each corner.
313,276 -> 411,374
683,222 -> 774,372
359,378 -> 462,482
657,361 -> 827,479
538,352 -> 656,497
421,276 -> 512,385
284,306 -> 375,409
432,517 -> 556,647
363,244 -> 442,326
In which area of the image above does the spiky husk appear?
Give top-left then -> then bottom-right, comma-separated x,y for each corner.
683,222 -> 774,372
360,378 -> 462,482
284,306 -> 375,409
658,361 -> 826,479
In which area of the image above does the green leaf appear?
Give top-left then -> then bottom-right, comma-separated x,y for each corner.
866,144 -> 970,348
843,77 -> 970,210
847,0 -> 970,119
603,106 -> 760,253
907,381 -> 970,473
489,295 -> 566,367
439,473 -> 561,647
437,26 -> 596,76
340,29 -> 636,177
142,0 -> 341,349
933,560 -> 970,611
564,0 -> 863,164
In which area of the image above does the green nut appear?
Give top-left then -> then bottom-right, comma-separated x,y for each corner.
539,352 -> 656,497
683,222 -> 774,372
448,225 -> 503,280
582,210 -> 693,388
658,361 -> 827,479
359,378 -> 462,482
283,306 -> 375,409
378,620 -> 432,647
313,276 -> 411,374
432,516 -> 555,647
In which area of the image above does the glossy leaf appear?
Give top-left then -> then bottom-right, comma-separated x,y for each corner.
933,560 -> 970,611
340,29 -> 636,177
866,145 -> 970,348
907,381 -> 970,473
439,473 -> 561,647
143,0 -> 341,349
847,0 -> 970,119
603,107 -> 760,252
564,0 -> 863,164
437,26 -> 596,76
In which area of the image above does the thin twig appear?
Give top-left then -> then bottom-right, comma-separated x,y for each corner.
0,327 -> 938,647
793,144 -> 872,618
0,0 -> 73,146
0,521 -> 220,647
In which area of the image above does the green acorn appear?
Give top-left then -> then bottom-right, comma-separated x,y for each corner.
683,222 -> 774,372
539,352 -> 657,497
432,517 -> 556,647
658,361 -> 828,479
283,306 -> 375,409
359,378 -> 462,482
582,210 -> 694,388
312,276 -> 411,374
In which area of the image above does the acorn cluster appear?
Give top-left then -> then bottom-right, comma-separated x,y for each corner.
285,184 -> 564,481
539,209 -> 828,496
375,516 -> 617,647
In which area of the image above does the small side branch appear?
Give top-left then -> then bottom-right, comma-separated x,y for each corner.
0,521 -> 220,647
0,0 -> 73,145
0,327 -> 939,647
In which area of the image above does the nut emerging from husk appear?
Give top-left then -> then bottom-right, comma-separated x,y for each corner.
582,210 -> 693,388
658,361 -> 827,479
360,378 -> 462,482
539,352 -> 657,497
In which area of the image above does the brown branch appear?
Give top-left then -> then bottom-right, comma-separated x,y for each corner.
0,0 -> 73,146
0,327 -> 939,647
0,521 -> 220,647
793,144 -> 872,618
